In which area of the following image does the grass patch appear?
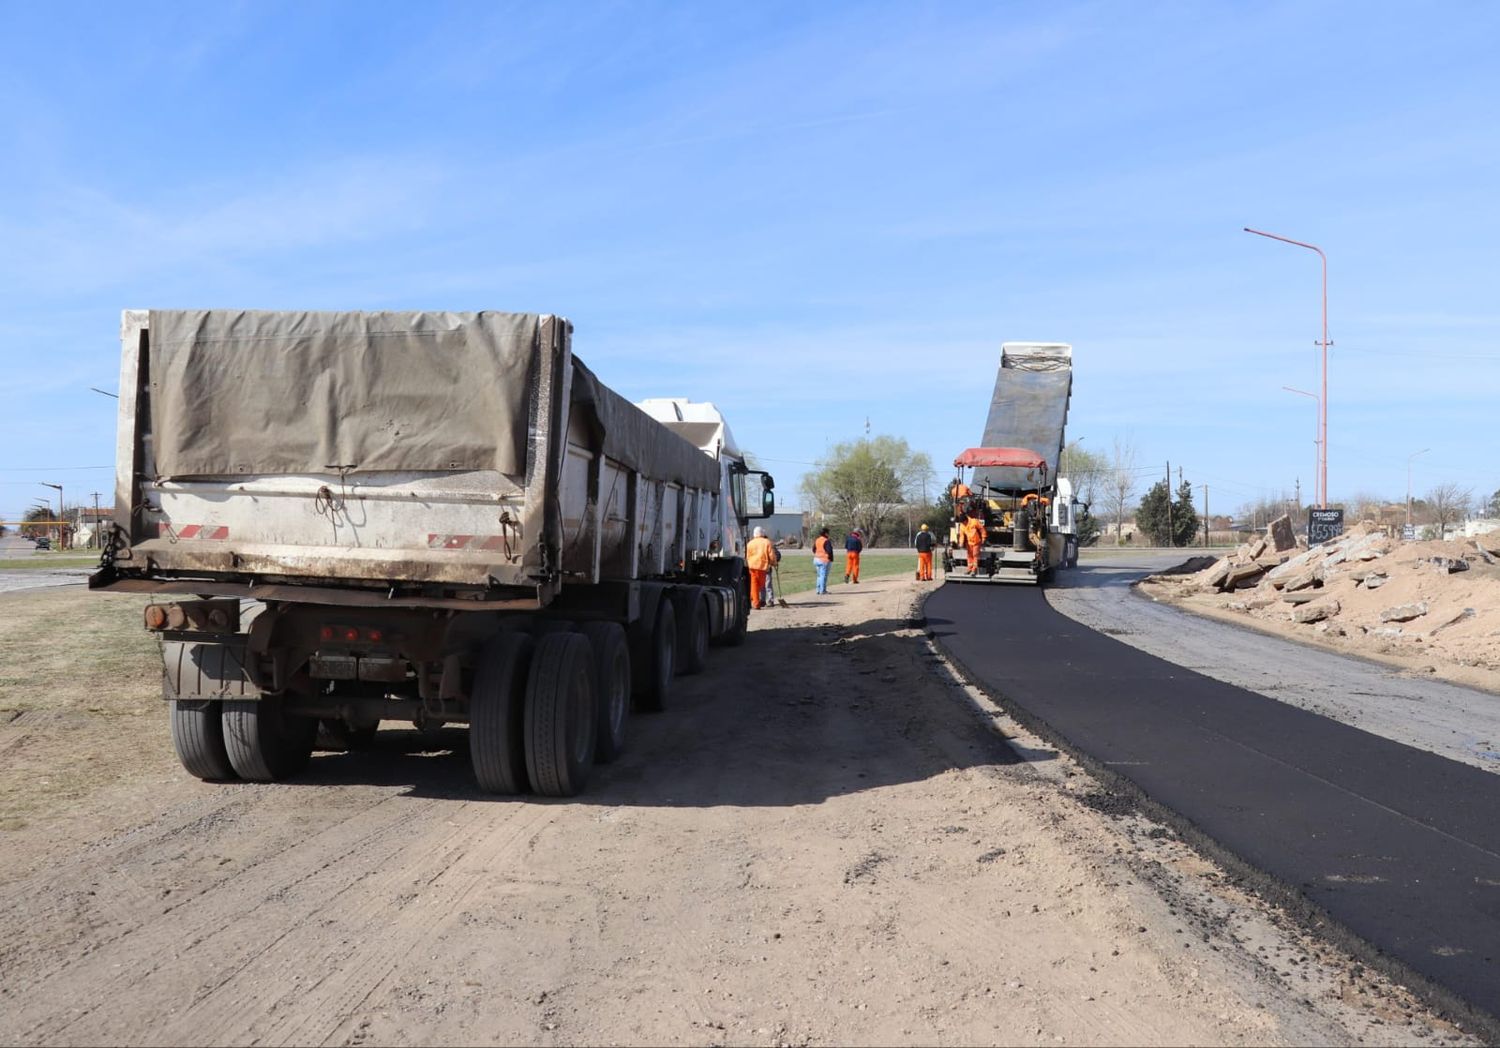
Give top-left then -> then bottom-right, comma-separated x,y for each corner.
0,588 -> 166,827
771,553 -> 919,596
0,556 -> 99,570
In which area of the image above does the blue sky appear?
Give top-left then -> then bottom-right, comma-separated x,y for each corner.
3,1 -> 1498,523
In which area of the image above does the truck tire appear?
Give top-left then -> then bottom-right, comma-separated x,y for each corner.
633,598 -> 676,713
469,632 -> 534,795
222,696 -> 317,782
674,589 -> 710,675
523,633 -> 596,798
579,622 -> 630,764
169,696 -> 237,781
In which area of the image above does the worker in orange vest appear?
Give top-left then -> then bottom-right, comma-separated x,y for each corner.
746,526 -> 776,609
962,513 -> 987,576
811,526 -> 834,594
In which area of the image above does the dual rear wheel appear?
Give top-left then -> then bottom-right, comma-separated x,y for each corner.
468,621 -> 633,798
168,690 -> 318,784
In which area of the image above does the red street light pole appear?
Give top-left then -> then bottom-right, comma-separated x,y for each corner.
1245,227 -> 1331,509
1281,386 -> 1321,507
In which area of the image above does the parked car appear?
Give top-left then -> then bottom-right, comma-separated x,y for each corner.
34,537 -> 50,549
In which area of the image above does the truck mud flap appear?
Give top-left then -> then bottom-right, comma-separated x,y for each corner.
162,639 -> 262,701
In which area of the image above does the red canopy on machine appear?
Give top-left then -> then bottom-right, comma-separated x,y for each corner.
952,447 -> 1047,470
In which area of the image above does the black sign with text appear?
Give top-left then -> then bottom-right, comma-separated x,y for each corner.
1308,508 -> 1345,546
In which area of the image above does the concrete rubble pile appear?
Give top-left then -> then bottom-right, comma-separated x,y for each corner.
1144,517 -> 1500,672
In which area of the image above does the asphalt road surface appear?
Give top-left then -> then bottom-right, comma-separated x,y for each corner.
928,558 -> 1500,1031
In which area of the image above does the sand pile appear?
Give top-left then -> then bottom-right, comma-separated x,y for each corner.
1145,518 -> 1500,675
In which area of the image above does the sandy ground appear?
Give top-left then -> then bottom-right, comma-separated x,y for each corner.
0,577 -> 1474,1046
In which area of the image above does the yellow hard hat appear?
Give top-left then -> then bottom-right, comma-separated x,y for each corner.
920,523 -> 929,531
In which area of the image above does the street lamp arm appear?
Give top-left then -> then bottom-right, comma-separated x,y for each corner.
1245,225 -> 1330,509
1244,227 -> 1326,265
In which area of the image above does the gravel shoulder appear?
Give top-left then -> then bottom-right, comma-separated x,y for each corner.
1060,551 -> 1500,775
0,576 -> 1470,1045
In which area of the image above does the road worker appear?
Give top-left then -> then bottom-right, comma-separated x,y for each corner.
746,526 -> 776,609
962,512 -> 987,576
811,526 -> 834,594
914,523 -> 936,581
844,529 -> 863,584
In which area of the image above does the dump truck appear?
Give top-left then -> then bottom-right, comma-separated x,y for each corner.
91,310 -> 775,797
943,342 -> 1079,584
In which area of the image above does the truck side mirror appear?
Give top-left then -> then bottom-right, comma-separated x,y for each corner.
745,470 -> 775,518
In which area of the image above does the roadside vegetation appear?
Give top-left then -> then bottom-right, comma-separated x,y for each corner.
0,589 -> 162,830
770,552 -> 918,595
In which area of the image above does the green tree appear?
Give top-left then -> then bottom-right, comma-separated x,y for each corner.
1136,479 -> 1199,546
800,435 -> 933,548
1062,441 -> 1108,548
1074,504 -> 1102,547
1485,487 -> 1500,518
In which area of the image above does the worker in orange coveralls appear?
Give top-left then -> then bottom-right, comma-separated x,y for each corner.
746,526 -> 776,609
844,529 -> 864,584
961,513 -> 987,575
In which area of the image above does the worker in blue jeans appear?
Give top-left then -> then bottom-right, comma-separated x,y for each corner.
811,527 -> 834,594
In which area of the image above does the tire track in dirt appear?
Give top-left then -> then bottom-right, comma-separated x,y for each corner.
9,787 -> 526,1043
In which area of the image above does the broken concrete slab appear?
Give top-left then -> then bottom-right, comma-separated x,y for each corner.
1248,538 -> 1267,559
1223,562 -> 1265,590
1282,565 -> 1325,593
1322,532 -> 1385,568
1203,559 -> 1233,589
1428,556 -> 1470,574
1380,601 -> 1429,623
1294,599 -> 1340,624
1363,573 -> 1390,590
1267,514 -> 1296,552
1267,544 -> 1324,583
1282,591 -> 1320,606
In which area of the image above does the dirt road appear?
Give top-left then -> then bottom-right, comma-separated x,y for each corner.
0,577 -> 1468,1045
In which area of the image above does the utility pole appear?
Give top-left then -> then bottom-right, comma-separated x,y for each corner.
1203,485 -> 1209,548
91,492 -> 102,548
41,482 -> 63,550
1165,460 -> 1172,548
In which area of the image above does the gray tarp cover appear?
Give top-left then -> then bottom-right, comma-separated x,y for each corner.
974,359 -> 1072,492
570,361 -> 720,492
148,310 -> 540,478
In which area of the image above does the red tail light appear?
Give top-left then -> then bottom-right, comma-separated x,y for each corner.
320,625 -> 390,646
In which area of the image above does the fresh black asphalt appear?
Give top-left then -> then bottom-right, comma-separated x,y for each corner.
928,580 -> 1500,1029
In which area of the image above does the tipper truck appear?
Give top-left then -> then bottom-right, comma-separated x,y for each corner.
91,310 -> 775,797
944,342 -> 1079,584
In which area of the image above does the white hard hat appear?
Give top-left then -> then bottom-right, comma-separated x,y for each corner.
753,526 -> 764,537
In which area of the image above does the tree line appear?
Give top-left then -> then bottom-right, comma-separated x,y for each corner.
795,431 -> 1499,548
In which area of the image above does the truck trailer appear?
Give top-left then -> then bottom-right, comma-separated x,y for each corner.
944,342 -> 1079,584
91,310 -> 775,797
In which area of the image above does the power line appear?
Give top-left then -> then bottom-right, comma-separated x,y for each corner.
0,465 -> 113,472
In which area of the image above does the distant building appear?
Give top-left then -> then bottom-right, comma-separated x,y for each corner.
762,512 -> 806,546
